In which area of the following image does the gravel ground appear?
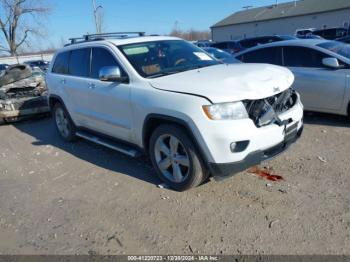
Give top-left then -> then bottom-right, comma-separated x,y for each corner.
0,113 -> 349,255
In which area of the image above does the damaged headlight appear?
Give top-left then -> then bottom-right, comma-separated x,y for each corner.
203,102 -> 249,120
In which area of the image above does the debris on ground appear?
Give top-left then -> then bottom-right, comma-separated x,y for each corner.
248,166 -> 284,182
317,156 -> 327,163
157,183 -> 169,189
269,219 -> 280,228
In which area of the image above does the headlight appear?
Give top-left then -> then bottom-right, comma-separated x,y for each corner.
203,102 -> 249,120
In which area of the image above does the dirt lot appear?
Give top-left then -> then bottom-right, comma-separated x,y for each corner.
0,113 -> 349,255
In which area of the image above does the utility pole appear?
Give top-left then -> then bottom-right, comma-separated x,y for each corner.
92,0 -> 103,33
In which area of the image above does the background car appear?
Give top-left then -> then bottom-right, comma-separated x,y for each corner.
312,27 -> 348,40
210,41 -> 244,54
296,34 -> 324,39
336,36 -> 350,44
235,39 -> 350,117
0,64 -> 8,73
238,35 -> 297,49
194,40 -> 212,48
24,60 -> 50,72
202,47 -> 240,64
295,28 -> 316,37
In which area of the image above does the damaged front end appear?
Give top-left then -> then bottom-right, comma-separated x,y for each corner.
244,88 -> 299,128
0,66 -> 50,123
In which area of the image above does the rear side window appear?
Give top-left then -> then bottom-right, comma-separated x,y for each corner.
238,47 -> 282,65
283,46 -> 326,68
68,48 -> 90,77
52,52 -> 70,74
91,48 -> 121,79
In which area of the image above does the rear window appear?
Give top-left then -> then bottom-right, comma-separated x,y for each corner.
69,48 -> 90,77
52,52 -> 70,74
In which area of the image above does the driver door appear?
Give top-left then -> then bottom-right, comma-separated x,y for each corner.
282,46 -> 346,112
82,47 -> 133,141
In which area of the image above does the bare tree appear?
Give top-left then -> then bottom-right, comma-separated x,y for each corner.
170,28 -> 211,41
92,0 -> 104,34
0,0 -> 50,56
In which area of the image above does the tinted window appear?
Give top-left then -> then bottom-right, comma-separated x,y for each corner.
68,48 -> 90,77
211,42 -> 227,49
91,48 -> 120,79
52,52 -> 70,74
239,47 -> 282,65
283,46 -> 327,67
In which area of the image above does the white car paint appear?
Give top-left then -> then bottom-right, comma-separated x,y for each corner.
47,36 -> 303,174
149,63 -> 294,103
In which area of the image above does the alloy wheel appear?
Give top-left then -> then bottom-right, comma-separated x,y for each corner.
154,134 -> 190,183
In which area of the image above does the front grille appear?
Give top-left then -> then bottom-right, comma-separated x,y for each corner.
244,89 -> 298,128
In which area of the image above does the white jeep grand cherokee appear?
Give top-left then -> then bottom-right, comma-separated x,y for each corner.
46,33 -> 304,191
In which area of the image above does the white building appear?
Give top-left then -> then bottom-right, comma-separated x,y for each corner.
211,0 -> 350,41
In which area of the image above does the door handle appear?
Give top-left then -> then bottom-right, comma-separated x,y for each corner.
60,79 -> 66,84
88,83 -> 96,89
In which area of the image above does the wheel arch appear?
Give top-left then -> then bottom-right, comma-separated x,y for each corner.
142,114 -> 209,165
48,94 -> 65,111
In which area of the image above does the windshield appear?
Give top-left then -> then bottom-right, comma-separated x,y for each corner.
118,40 -> 221,78
317,41 -> 350,60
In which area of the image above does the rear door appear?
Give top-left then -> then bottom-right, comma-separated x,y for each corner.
61,48 -> 92,126
282,46 -> 346,111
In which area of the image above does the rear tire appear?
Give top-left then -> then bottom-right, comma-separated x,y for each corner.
149,124 -> 208,191
53,102 -> 77,142
0,118 -> 4,125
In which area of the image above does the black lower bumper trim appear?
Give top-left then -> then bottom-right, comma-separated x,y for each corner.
209,125 -> 303,181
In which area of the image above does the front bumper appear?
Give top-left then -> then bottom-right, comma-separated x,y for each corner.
0,96 -> 50,119
209,123 -> 303,180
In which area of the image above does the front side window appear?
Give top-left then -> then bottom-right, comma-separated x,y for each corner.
52,52 -> 70,74
91,47 -> 124,79
119,40 -> 220,78
283,46 -> 326,68
68,48 -> 90,77
238,47 -> 282,65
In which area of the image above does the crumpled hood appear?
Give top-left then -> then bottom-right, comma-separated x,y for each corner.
149,63 -> 294,103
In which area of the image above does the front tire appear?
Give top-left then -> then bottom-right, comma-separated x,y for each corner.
149,124 -> 208,191
53,103 -> 77,142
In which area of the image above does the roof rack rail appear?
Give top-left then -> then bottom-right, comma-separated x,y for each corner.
67,32 -> 146,45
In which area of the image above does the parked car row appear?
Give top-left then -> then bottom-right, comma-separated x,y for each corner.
295,27 -> 349,40
196,34 -> 325,55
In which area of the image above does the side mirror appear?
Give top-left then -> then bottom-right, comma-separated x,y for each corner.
322,57 -> 343,69
99,66 -> 129,83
